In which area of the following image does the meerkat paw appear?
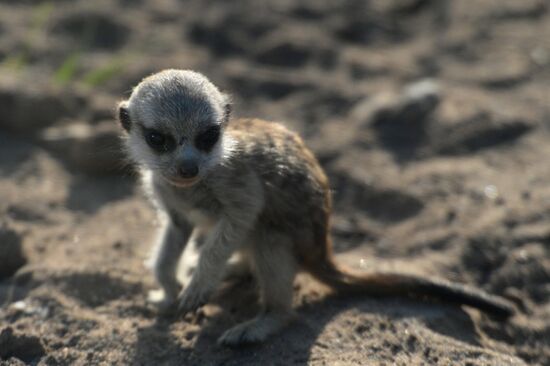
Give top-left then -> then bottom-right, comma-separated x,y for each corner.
147,289 -> 178,316
176,282 -> 209,316
218,320 -> 271,347
217,312 -> 291,347
218,321 -> 270,346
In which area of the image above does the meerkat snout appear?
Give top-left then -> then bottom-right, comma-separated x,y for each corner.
117,69 -> 232,187
178,159 -> 199,179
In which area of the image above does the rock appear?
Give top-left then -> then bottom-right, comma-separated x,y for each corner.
492,0 -> 547,19
491,243 -> 550,303
333,15 -> 407,44
343,49 -> 391,79
432,113 -> 534,155
478,60 -> 531,89
384,0 -> 436,15
189,21 -> 246,57
51,10 -> 129,50
369,79 -> 441,158
0,83 -> 85,135
511,223 -> 550,245
227,71 -> 313,100
55,271 -> 143,308
457,55 -> 532,89
254,40 -> 312,68
39,121 -> 125,175
358,78 -> 533,160
0,327 -> 46,363
426,86 -> 536,155
331,172 -> 424,222
187,9 -> 276,58
252,26 -> 330,68
0,224 -> 26,280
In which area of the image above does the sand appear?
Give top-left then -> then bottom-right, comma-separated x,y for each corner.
0,0 -> 549,365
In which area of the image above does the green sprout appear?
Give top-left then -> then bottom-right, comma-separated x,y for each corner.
1,53 -> 28,71
82,58 -> 125,87
54,53 -> 80,85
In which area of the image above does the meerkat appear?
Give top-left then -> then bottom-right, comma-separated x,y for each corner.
116,69 -> 514,346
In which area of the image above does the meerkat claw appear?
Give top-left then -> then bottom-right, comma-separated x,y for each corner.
176,287 -> 207,316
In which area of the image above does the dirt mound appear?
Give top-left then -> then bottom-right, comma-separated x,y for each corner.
0,224 -> 26,280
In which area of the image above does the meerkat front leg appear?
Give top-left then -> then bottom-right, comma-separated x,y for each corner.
176,218 -> 247,315
176,227 -> 208,287
148,215 -> 193,314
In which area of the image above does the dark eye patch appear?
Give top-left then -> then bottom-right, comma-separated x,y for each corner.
195,125 -> 220,152
142,127 -> 176,153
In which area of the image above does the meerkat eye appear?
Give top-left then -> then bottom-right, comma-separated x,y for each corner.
195,125 -> 221,152
144,130 -> 175,153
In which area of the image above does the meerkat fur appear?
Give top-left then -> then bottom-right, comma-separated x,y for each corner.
117,69 -> 514,346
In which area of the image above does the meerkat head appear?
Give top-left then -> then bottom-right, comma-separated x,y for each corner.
117,69 -> 232,187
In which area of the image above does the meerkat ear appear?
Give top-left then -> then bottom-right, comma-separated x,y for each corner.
222,94 -> 232,125
117,101 -> 131,132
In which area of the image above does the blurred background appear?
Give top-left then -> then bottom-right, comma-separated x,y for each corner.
0,0 -> 549,365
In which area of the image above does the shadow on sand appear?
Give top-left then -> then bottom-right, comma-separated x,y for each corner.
132,275 -> 482,366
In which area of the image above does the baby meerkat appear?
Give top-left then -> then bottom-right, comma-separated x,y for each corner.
117,69 -> 514,346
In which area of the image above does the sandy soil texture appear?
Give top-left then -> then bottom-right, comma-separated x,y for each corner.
0,0 -> 549,365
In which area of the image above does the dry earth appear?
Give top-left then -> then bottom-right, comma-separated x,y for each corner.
0,0 -> 549,365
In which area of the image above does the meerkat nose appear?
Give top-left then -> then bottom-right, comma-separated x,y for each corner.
179,160 -> 199,178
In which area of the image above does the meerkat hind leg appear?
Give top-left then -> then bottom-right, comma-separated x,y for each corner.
218,234 -> 296,346
178,241 -> 251,288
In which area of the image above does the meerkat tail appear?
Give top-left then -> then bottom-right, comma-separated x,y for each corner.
304,255 -> 515,318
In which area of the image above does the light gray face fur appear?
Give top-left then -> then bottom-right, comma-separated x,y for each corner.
120,69 -> 233,186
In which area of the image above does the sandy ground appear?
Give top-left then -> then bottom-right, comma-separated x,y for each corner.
0,0 -> 549,365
